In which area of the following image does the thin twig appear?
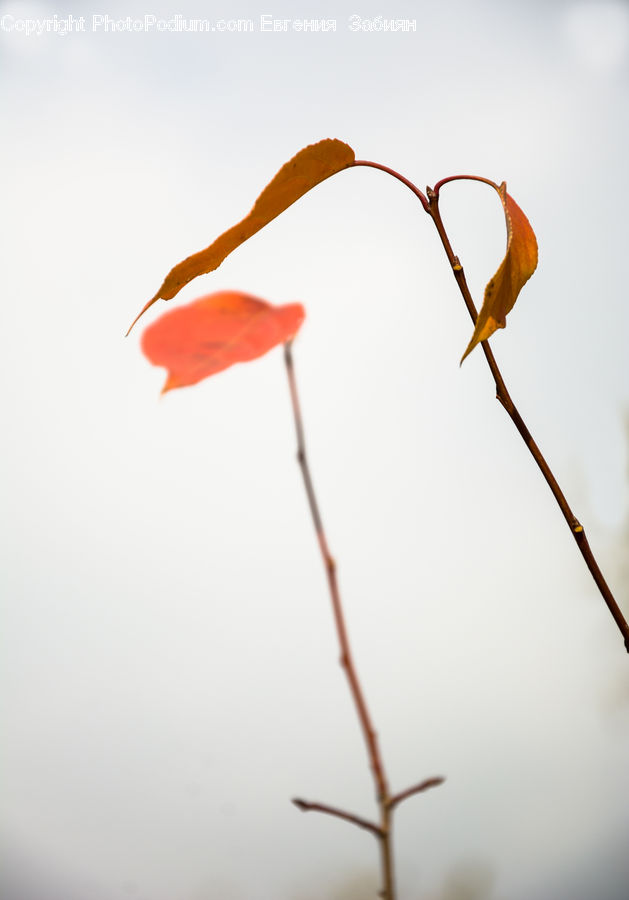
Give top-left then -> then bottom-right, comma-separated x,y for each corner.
388,777 -> 445,810
292,798 -> 382,837
425,186 -> 629,652
283,341 -> 388,798
283,340 -> 396,900
350,157 -> 628,652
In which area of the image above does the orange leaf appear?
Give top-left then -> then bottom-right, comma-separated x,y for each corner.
461,183 -> 538,363
141,291 -> 305,393
128,138 -> 354,333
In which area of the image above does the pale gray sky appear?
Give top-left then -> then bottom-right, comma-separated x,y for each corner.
1,1 -> 629,898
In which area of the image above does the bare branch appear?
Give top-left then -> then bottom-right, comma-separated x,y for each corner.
388,777 -> 445,810
284,341 -> 396,898
292,798 -> 382,837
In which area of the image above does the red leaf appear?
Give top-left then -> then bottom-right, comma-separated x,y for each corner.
141,291 -> 305,393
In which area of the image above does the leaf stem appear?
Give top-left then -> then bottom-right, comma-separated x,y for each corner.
424,187 -> 629,653
432,174 -> 500,194
353,160 -> 429,212
283,340 -> 396,900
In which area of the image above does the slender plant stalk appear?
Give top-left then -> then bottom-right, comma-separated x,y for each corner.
426,187 -> 629,653
283,340 -> 396,900
352,159 -> 629,653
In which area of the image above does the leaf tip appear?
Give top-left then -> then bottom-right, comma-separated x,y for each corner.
459,343 -> 474,366
127,293 -> 161,336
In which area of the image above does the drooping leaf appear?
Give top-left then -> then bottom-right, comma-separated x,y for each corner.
461,183 -> 538,363
128,139 -> 354,333
141,290 -> 305,393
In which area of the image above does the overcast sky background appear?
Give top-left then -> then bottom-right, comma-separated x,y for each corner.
1,1 -> 629,898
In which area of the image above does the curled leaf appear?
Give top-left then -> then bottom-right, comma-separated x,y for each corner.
461,183 -> 538,363
141,290 -> 305,393
128,138 -> 354,333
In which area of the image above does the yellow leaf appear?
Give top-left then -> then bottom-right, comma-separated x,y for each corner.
128,138 -> 355,333
461,183 -> 538,363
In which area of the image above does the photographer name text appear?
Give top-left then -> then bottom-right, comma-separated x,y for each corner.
0,13 -> 417,36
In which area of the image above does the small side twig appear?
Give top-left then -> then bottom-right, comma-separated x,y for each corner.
388,777 -> 445,811
292,798 -> 382,837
